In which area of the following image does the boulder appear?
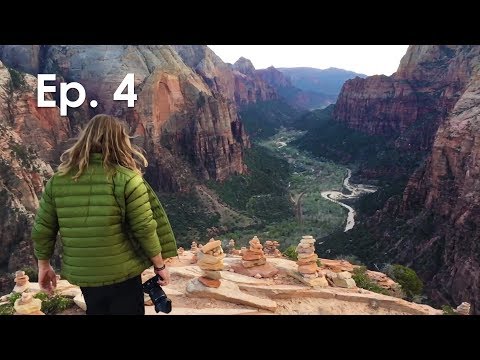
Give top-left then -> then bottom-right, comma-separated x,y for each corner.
73,293 -> 87,311
333,277 -> 356,288
337,271 -> 352,280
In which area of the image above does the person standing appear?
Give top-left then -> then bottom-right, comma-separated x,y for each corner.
31,114 -> 177,315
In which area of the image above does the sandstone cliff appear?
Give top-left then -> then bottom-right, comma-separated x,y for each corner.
334,45 -> 480,149
232,57 -> 277,106
398,69 -> 480,312
333,45 -> 480,313
0,60 -> 66,293
173,47 -> 278,108
0,45 -> 253,190
0,46 -> 265,292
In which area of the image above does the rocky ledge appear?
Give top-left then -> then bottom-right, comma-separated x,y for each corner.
1,240 -> 471,315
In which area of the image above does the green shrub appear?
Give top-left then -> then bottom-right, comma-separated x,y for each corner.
386,264 -> 423,300
0,292 -> 23,315
316,259 -> 322,267
7,67 -> 27,91
33,293 -> 74,315
283,245 -> 298,261
0,292 -> 74,315
352,266 -> 389,295
0,303 -> 14,315
23,267 -> 38,282
442,305 -> 458,315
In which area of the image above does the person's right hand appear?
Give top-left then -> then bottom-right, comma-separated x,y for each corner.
154,267 -> 170,286
38,263 -> 57,295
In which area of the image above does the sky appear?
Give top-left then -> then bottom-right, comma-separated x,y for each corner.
208,45 -> 409,76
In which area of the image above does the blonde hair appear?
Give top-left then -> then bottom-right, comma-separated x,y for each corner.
58,114 -> 148,180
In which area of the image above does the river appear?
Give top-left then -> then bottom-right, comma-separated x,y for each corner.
321,169 -> 376,232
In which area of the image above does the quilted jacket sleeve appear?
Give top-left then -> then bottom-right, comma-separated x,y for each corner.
125,174 -> 161,258
32,177 -> 59,260
143,180 -> 178,259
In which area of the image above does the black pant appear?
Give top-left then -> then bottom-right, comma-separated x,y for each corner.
80,275 -> 145,315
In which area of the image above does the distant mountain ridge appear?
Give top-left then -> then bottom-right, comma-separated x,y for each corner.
278,67 -> 367,97
256,66 -> 334,110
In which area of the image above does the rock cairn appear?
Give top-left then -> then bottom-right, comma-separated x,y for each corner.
264,241 -> 282,257
177,247 -> 185,255
190,241 -> 199,264
14,292 -> 44,315
13,270 -> 30,293
294,236 -> 328,287
227,239 -> 236,254
227,239 -> 242,256
196,239 -> 225,288
456,302 -> 471,315
191,241 -> 198,252
296,236 -> 318,278
242,236 -> 266,268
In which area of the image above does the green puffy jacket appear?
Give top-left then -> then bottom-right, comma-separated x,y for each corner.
31,153 -> 177,287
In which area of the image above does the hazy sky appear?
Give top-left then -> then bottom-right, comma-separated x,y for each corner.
208,45 -> 409,76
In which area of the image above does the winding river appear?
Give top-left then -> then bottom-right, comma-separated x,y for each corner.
321,169 -> 377,232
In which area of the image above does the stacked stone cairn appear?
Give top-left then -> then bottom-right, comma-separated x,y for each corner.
12,270 -> 30,293
296,236 -> 319,278
227,239 -> 236,254
242,236 -> 267,268
177,247 -> 185,255
295,236 -> 328,287
456,302 -> 471,315
227,239 -> 242,256
264,241 -> 282,257
14,292 -> 44,315
196,239 -> 225,288
190,241 -> 199,264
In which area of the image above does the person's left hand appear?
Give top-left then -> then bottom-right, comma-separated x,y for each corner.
38,264 -> 57,295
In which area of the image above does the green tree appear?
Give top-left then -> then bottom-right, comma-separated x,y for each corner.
386,264 -> 423,299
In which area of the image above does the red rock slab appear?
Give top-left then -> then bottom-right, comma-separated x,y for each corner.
242,258 -> 267,268
319,259 -> 354,272
297,254 -> 318,265
242,250 -> 264,261
198,276 -> 221,288
298,263 -> 318,274
231,262 -> 279,278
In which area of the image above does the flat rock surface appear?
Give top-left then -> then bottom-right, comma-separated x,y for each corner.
230,261 -> 279,278
73,293 -> 86,311
186,278 -> 277,312
145,307 -> 263,315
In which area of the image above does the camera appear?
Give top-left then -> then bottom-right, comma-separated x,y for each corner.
142,274 -> 172,314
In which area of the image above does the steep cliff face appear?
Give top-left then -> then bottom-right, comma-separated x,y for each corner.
334,45 -> 480,149
232,57 -> 277,106
0,46 -> 256,292
0,45 -> 250,190
398,70 -> 480,313
0,60 -> 62,293
173,47 -> 278,108
331,45 -> 480,313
